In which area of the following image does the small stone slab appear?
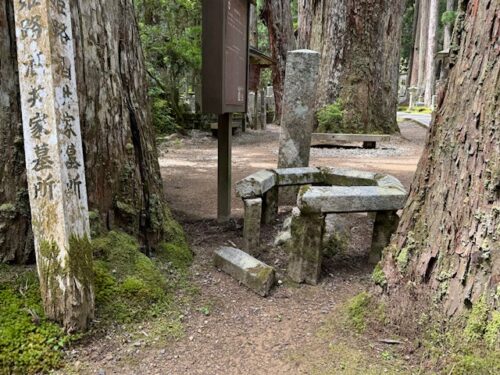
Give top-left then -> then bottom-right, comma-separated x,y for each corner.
311,133 -> 391,144
236,170 -> 277,199
214,247 -> 275,297
273,167 -> 323,186
375,174 -> 406,192
321,167 -> 378,187
299,186 -> 407,214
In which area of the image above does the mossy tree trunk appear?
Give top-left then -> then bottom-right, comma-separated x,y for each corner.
381,0 -> 499,318
0,0 -> 169,264
298,0 -> 405,134
261,0 -> 296,122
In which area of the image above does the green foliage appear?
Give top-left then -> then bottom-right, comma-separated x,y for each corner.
485,311 -> 500,349
317,101 -> 345,133
0,266 -> 72,374
135,0 -> 202,134
400,1 -> 416,63
464,296 -> 490,342
449,353 -> 500,375
346,292 -> 371,333
441,10 -> 458,26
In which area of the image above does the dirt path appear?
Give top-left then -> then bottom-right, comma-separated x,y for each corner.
66,121 -> 428,374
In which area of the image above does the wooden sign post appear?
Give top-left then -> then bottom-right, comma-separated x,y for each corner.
13,0 -> 93,331
202,0 -> 252,223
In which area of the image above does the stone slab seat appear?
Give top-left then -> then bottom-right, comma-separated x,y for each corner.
311,133 -> 391,149
214,247 -> 275,297
298,186 -> 407,214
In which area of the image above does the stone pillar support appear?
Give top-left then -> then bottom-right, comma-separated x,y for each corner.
369,211 -> 400,264
13,0 -> 93,331
243,198 -> 263,255
262,186 -> 279,224
288,211 -> 325,285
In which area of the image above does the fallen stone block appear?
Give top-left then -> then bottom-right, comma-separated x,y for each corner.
236,170 -> 277,199
214,247 -> 275,297
321,167 -> 377,187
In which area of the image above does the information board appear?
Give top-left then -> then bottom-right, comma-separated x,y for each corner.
202,0 -> 251,114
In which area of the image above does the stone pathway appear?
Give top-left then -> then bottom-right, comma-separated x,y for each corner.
397,112 -> 432,127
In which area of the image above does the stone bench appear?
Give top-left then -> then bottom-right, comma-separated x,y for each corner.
289,171 -> 407,285
235,167 -> 408,284
311,133 -> 391,149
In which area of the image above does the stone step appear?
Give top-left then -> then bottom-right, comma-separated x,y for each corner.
312,133 -> 391,143
214,247 -> 275,297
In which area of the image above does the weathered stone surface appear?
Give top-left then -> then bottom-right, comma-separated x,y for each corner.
299,186 -> 407,214
278,50 -> 320,169
262,186 -> 279,224
311,133 -> 391,145
273,167 -> 322,186
370,211 -> 400,264
14,0 -> 93,331
236,170 -> 276,199
321,167 -> 378,187
375,174 -> 406,192
243,198 -> 263,254
288,212 -> 325,285
214,247 -> 275,297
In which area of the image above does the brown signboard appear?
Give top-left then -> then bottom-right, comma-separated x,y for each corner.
202,0 -> 251,114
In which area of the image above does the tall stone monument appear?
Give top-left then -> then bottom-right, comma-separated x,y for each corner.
278,50 -> 320,169
277,50 -> 320,202
14,0 -> 93,331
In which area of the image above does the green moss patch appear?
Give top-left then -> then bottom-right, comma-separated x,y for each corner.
0,266 -> 72,374
371,264 -> 387,287
0,219 -> 193,374
346,292 -> 371,333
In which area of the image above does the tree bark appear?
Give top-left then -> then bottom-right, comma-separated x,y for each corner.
443,0 -> 455,50
381,0 -> 500,317
424,0 -> 439,105
408,0 -> 421,87
298,0 -> 405,134
0,0 -> 169,264
0,0 -> 34,264
417,0 -> 429,95
261,0 -> 296,122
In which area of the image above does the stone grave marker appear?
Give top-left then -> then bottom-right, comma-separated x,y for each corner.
14,0 -> 93,331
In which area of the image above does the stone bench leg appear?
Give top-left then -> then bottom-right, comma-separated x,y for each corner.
369,211 -> 400,264
363,141 -> 377,149
262,186 -> 279,224
288,211 -> 325,285
243,198 -> 263,255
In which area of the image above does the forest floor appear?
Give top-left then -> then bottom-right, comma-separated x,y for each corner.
61,121 -> 429,375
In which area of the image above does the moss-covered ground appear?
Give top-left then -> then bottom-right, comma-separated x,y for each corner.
0,226 -> 194,375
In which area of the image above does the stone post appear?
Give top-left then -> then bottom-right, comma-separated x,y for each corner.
369,211 -> 400,264
288,211 -> 325,285
278,50 -> 320,169
408,86 -> 418,110
243,198 -> 263,255
14,0 -> 93,332
277,50 -> 320,202
259,88 -> 266,130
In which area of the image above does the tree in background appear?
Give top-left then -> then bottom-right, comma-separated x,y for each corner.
261,0 -> 296,122
135,0 -> 202,134
380,0 -> 499,330
298,0 -> 405,134
0,0 -> 173,264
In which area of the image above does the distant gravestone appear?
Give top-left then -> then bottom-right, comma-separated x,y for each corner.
278,50 -> 320,169
14,0 -> 93,331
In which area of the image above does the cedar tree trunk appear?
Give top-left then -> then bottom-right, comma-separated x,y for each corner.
381,0 -> 500,318
261,0 -> 296,122
298,0 -> 405,134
